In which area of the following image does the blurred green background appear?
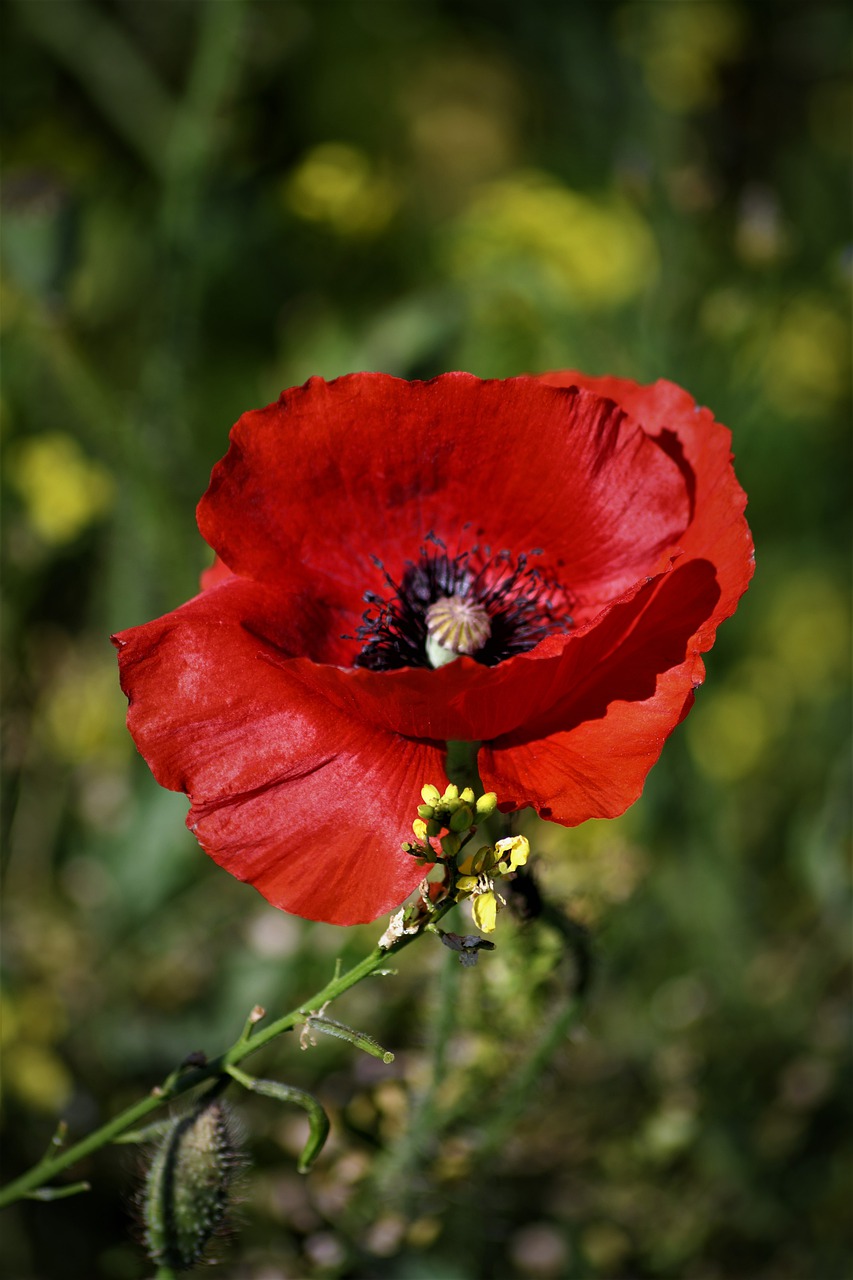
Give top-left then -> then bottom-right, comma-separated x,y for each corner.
1,1 -> 850,1277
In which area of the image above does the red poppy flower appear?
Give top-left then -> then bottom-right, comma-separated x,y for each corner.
113,373 -> 753,925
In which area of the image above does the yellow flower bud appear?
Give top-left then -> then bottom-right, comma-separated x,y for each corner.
476,845 -> 497,874
475,792 -> 498,818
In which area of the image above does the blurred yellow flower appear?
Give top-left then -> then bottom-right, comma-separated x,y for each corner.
688,567 -> 848,785
447,171 -> 657,309
765,571 -> 849,699
3,1043 -> 74,1114
0,989 -> 73,1114
700,286 -> 755,341
534,815 -> 648,920
8,432 -> 114,545
761,296 -> 849,415
401,52 -> 521,199
615,1 -> 744,113
284,143 -> 399,238
38,649 -> 130,766
687,688 -> 770,782
638,1103 -> 698,1163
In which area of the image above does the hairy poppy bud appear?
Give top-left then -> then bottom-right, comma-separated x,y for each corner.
142,1099 -> 242,1271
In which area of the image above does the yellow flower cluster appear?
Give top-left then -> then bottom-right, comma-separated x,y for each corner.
447,171 -> 657,310
455,835 -> 530,933
404,783 -> 530,935
8,433 -> 114,546
283,143 -> 399,238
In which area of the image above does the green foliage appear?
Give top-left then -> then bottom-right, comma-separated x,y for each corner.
1,0 -> 849,1277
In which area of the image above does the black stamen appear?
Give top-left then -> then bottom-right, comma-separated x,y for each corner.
352,539 -> 574,672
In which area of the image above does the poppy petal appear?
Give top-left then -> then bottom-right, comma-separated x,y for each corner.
479,556 -> 719,822
479,669 -> 695,826
480,374 -> 753,825
538,372 -> 754,634
113,579 -> 444,924
197,373 -> 691,633
199,554 -> 236,591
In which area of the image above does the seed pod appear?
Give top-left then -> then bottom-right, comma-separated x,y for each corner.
142,1098 -> 241,1271
228,1070 -> 331,1174
306,1015 -> 395,1064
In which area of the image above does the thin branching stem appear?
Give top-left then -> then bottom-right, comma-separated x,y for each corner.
0,904 -> 456,1210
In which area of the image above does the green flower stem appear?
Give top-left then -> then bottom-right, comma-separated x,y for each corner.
476,995 -> 583,1157
24,1181 -> 91,1202
0,905 -> 456,1211
375,944 -> 462,1208
446,739 -> 507,848
445,739 -> 482,793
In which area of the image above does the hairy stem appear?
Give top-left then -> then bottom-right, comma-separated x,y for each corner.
445,739 -> 482,792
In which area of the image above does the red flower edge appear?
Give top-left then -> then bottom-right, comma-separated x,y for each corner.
480,370 -> 754,822
113,372 -> 753,925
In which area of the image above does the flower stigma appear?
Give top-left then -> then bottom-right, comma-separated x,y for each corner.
424,595 -> 492,668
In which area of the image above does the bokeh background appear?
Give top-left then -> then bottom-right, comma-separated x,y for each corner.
2,1 -> 850,1277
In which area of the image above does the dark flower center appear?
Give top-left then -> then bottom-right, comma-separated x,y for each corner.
353,536 -> 573,672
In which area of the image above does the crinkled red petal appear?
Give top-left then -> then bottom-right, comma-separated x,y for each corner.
479,372 -> 755,824
197,373 -> 692,651
112,579 -> 444,925
199,555 -> 236,591
479,556 -> 715,821
538,372 -> 755,639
